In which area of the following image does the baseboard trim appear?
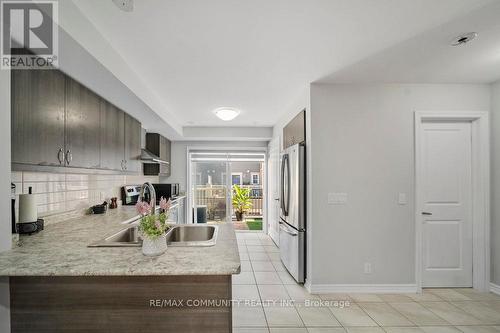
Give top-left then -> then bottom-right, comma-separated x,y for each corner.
490,283 -> 500,295
304,279 -> 312,293
308,284 -> 418,294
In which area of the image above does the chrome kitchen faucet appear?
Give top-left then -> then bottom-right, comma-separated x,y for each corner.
139,182 -> 156,215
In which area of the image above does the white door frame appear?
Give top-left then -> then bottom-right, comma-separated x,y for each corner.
415,111 -> 490,292
267,136 -> 281,242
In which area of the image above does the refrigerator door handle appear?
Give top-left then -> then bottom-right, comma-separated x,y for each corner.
280,154 -> 284,214
281,154 -> 290,216
280,154 -> 287,216
280,223 -> 298,236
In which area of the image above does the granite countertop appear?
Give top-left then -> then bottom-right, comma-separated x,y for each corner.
0,206 -> 240,277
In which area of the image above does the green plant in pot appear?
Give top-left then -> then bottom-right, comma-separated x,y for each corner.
232,185 -> 252,221
136,197 -> 171,256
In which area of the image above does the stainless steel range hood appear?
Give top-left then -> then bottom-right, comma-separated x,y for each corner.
140,149 -> 169,165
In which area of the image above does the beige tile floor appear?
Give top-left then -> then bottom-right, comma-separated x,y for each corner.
233,232 -> 500,333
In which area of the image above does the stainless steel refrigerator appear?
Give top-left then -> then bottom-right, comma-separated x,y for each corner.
279,143 -> 305,283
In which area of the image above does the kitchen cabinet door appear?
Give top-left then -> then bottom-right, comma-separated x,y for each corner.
160,136 -> 171,176
124,113 -> 141,173
283,109 -> 305,149
144,133 -> 171,176
65,78 -> 101,168
100,101 -> 125,170
11,69 -> 65,166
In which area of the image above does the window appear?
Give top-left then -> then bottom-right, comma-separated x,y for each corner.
251,172 -> 260,185
231,172 -> 242,185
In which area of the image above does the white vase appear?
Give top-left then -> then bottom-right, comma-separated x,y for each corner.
141,233 -> 167,256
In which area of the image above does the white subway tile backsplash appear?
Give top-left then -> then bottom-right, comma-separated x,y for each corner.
35,193 -> 48,205
125,175 -> 158,184
38,202 -> 66,216
65,181 -> 89,191
35,192 -> 66,205
65,199 -> 90,212
65,190 -> 89,201
23,181 -> 66,194
23,172 -> 65,182
12,171 -> 158,220
66,174 -> 90,182
12,182 -> 22,195
11,171 -> 22,182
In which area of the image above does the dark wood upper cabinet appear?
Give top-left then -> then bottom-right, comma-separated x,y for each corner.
11,68 -> 144,174
11,69 -> 65,166
100,100 -> 125,171
143,133 -> 171,176
65,78 -> 101,168
161,135 -> 171,176
124,113 -> 141,173
283,109 -> 305,149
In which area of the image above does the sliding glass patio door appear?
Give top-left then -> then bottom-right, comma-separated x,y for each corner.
191,159 -> 230,223
189,150 -> 266,229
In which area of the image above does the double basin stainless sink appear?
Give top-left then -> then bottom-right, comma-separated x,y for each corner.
88,224 -> 218,247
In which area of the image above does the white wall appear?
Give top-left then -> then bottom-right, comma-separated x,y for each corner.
160,141 -> 269,192
491,80 -> 500,286
0,65 -> 11,251
309,83 -> 491,287
0,65 -> 11,331
55,0 -> 183,139
56,27 -> 178,140
182,127 -> 273,141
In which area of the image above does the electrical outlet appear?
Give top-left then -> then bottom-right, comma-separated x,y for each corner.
398,193 -> 407,205
364,263 -> 372,274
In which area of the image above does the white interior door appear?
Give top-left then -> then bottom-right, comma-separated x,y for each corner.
419,121 -> 473,287
267,137 -> 280,245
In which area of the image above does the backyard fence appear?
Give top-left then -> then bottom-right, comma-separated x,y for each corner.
194,185 -> 263,221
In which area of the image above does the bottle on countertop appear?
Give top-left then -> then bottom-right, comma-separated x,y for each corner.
110,197 -> 118,209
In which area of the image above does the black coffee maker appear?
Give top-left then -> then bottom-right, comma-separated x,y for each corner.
11,183 -> 16,233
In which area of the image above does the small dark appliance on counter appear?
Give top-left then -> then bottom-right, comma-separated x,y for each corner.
17,219 -> 44,235
91,201 -> 108,214
121,185 -> 142,205
152,183 -> 179,203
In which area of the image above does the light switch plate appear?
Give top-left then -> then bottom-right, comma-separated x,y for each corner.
328,193 -> 348,205
398,193 -> 407,205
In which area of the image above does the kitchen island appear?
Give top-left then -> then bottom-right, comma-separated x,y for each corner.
0,207 -> 241,333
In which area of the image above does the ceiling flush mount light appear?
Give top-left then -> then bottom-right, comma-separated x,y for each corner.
451,32 -> 477,46
214,108 -> 240,121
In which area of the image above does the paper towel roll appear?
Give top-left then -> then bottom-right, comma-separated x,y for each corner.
19,193 -> 37,223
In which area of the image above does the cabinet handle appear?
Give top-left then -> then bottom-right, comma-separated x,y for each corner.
124,160 -> 128,170
120,160 -> 124,170
65,150 -> 73,165
57,148 -> 64,165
